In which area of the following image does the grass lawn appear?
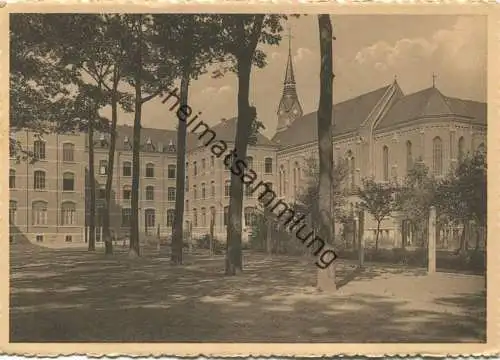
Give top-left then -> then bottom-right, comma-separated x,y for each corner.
10,243 -> 486,343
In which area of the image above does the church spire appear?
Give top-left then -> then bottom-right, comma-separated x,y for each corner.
283,27 -> 297,96
276,26 -> 303,133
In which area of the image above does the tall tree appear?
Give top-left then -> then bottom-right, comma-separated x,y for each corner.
214,15 -> 287,275
121,15 -> 174,256
395,160 -> 437,247
316,14 -> 335,291
155,14 -> 221,264
358,177 -> 395,251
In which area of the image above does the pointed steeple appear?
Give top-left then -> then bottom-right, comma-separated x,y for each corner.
283,27 -> 297,96
276,27 -> 303,133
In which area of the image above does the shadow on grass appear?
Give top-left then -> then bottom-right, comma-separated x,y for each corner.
9,246 -> 486,343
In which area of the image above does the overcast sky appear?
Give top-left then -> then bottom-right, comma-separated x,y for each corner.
107,15 -> 487,138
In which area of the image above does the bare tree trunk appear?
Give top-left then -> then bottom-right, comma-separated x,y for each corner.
225,55 -> 252,275
88,113 -> 96,252
130,34 -> 143,257
316,14 -> 336,292
375,221 -> 381,252
171,70 -> 189,265
103,75 -> 119,255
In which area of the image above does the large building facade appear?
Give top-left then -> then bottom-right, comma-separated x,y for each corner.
9,44 -> 486,247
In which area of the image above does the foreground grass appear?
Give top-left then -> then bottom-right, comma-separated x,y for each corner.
10,244 -> 486,342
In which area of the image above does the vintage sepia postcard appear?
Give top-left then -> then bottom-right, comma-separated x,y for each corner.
0,3 -> 498,357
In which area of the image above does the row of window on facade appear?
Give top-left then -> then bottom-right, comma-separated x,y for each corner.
9,170 -> 78,191
383,137 -> 485,182
10,140 -> 77,162
9,200 -> 77,226
189,180 -> 270,200
118,186 -> 176,202
189,206 -> 257,228
98,160 -> 176,179
189,156 -> 274,177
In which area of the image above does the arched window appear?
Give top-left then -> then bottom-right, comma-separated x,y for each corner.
406,141 -> 413,174
62,172 -> 75,191
62,143 -> 74,162
265,158 -> 273,174
32,200 -> 48,225
123,161 -> 132,177
61,201 -> 76,225
34,170 -> 46,190
458,136 -> 465,162
244,207 -> 256,227
145,185 -> 154,201
201,207 -> 207,226
382,146 -> 389,181
201,182 -> 206,199
193,185 -> 197,200
146,163 -> 155,178
211,181 -> 216,197
9,169 -> 15,189
9,200 -> 17,225
293,161 -> 300,196
193,208 -> 198,227
34,140 -> 46,160
123,185 -> 131,200
224,180 -> 231,197
433,136 -> 443,176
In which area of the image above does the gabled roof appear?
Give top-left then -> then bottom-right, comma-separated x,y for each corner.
113,124 -> 178,153
187,117 -> 276,152
376,87 -> 486,130
272,84 -> 392,148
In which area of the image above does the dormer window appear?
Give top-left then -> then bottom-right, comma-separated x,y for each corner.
168,139 -> 176,152
145,137 -> 154,151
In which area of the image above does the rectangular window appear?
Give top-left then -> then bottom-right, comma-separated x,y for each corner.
265,158 -> 273,174
168,164 -> 176,179
146,164 -> 155,178
63,143 -> 74,162
202,158 -> 206,171
34,140 -> 46,160
34,171 -> 46,190
123,187 -> 131,200
99,160 -> 108,175
211,181 -> 215,197
146,186 -> 154,201
193,161 -> 198,176
123,162 -> 132,177
65,235 -> 73,242
167,209 -> 175,227
63,173 -> 75,191
168,187 -> 176,202
61,203 -> 76,225
210,156 -> 215,168
9,201 -> 17,225
36,235 -> 44,243
224,181 -> 231,197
